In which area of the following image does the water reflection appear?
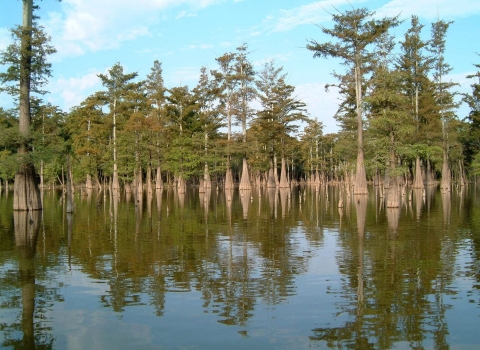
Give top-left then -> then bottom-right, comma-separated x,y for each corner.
0,186 -> 479,348
15,211 -> 41,349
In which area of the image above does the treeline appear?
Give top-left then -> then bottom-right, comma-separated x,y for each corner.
1,6 -> 480,195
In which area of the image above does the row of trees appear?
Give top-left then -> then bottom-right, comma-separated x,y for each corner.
1,4 -> 480,210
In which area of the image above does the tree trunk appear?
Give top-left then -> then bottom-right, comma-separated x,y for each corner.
156,165 -> 163,189
204,162 -> 212,189
66,154 -> 74,213
239,156 -> 251,190
267,158 -> 276,188
147,164 -> 153,195
136,166 -> 143,198
459,160 -> 465,187
14,165 -> 42,211
278,156 -> 289,188
40,160 -> 44,189
112,99 -> 120,191
353,60 -> 368,195
440,150 -> 450,191
426,159 -> 435,186
86,174 -> 93,190
353,150 -> 368,195
412,156 -> 424,189
13,0 -> 41,211
274,154 -> 279,187
225,159 -> 234,190
177,174 -> 186,194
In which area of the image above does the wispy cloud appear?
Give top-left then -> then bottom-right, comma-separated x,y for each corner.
376,0 -> 480,20
295,82 -> 340,133
43,0 -> 227,60
176,10 -> 198,19
254,53 -> 295,68
49,71 -> 101,110
269,0 -> 362,33
166,66 -> 202,86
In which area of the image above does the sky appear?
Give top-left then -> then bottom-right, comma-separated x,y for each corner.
1,0 -> 479,134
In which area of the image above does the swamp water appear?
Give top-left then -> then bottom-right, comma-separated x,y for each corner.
0,186 -> 479,349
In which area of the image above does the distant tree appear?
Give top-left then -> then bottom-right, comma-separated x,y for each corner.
31,101 -> 67,188
463,58 -> 480,176
255,60 -> 307,188
300,118 -> 324,184
366,33 -> 412,188
164,85 -> 200,191
307,7 -> 399,194
211,51 -> 237,189
66,93 -> 107,189
193,66 -> 224,190
233,44 -> 256,190
98,62 -> 139,191
396,16 -> 441,188
145,60 -> 167,189
0,108 -> 18,187
428,19 -> 459,189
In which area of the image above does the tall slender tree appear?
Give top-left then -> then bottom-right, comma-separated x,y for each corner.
0,1 -> 56,210
397,16 -> 440,188
98,63 -> 139,191
429,19 -> 458,190
307,7 -> 399,194
233,44 -> 256,190
212,51 -> 237,189
193,66 -> 223,191
463,59 -> 480,176
255,61 -> 307,188
145,60 -> 167,190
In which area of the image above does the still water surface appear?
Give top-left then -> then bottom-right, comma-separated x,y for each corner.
0,186 -> 479,349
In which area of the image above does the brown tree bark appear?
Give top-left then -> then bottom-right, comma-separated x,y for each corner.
412,156 -> 424,189
278,156 -> 289,188
239,156 -> 251,190
13,0 -> 41,211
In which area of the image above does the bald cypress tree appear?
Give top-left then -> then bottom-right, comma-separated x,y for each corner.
211,51 -> 237,190
255,61 -> 307,188
98,63 -> 139,192
307,7 -> 399,194
429,19 -> 458,190
145,60 -> 166,190
0,0 -> 55,210
397,16 -> 441,189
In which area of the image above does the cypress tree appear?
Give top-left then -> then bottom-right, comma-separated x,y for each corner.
307,7 -> 399,194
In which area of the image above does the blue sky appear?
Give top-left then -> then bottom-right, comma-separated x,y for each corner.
1,0 -> 479,133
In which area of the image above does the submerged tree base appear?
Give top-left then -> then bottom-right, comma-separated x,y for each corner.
13,165 -> 42,211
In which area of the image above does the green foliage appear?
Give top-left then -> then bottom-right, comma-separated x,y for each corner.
255,60 -> 307,161
462,59 -> 480,169
0,23 -> 56,98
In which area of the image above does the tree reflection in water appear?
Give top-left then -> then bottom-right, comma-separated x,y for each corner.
0,211 -> 55,349
0,186 -> 478,348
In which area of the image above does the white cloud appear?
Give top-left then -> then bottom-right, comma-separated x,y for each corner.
49,71 -> 101,110
166,66 -> 201,86
176,10 -> 197,19
43,0 -> 226,59
295,82 -> 340,134
254,53 -> 294,68
270,0 -> 363,33
376,0 -> 480,20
